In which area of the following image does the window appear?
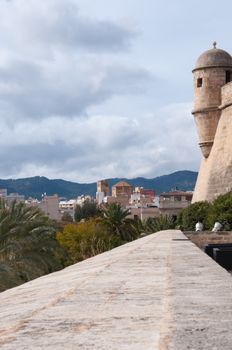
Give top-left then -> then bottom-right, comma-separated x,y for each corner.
226,70 -> 231,84
197,78 -> 203,88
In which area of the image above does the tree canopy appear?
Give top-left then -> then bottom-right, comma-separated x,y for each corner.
178,191 -> 232,231
56,218 -> 121,264
74,201 -> 99,222
0,201 -> 65,292
101,203 -> 138,241
206,191 -> 232,230
177,201 -> 211,231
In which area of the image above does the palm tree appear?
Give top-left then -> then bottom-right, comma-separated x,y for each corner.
144,215 -> 175,233
0,201 -> 65,290
101,203 -> 137,241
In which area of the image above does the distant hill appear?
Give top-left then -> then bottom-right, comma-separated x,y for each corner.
0,171 -> 197,199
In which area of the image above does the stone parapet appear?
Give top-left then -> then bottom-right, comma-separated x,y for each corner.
1,230 -> 232,349
185,231 -> 232,249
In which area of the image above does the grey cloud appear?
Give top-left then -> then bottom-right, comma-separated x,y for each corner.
0,0 -> 137,53
0,1 -> 152,122
0,105 -> 200,181
0,58 -> 153,120
102,66 -> 153,95
0,1 -> 201,182
42,12 -> 137,52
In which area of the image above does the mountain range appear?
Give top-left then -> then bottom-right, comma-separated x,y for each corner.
0,170 -> 198,199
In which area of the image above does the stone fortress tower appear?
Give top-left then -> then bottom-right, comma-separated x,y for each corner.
192,43 -> 232,202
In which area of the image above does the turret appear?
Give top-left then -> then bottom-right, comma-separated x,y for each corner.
192,43 -> 232,158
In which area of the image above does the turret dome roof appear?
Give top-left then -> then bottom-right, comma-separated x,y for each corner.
194,45 -> 232,71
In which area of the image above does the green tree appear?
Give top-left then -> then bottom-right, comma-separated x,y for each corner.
101,203 -> 137,241
144,215 -> 175,233
207,191 -> 232,230
61,212 -> 73,222
0,201 -> 65,291
56,219 -> 121,264
130,217 -> 148,236
177,201 -> 211,230
74,201 -> 99,222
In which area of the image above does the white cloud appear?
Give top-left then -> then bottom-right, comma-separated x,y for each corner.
0,0 -> 137,54
0,0 -> 152,121
0,56 -> 153,121
0,103 -> 200,181
0,0 -> 201,182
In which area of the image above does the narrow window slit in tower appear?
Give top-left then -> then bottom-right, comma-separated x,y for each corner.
226,70 -> 231,84
197,78 -> 203,87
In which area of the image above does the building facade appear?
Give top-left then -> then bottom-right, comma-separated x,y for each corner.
159,190 -> 193,217
97,180 -> 110,197
39,195 -> 61,221
96,180 -> 110,205
112,181 -> 133,197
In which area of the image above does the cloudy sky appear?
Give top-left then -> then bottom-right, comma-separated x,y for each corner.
0,0 -> 231,182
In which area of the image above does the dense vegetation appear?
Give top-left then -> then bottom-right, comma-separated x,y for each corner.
101,203 -> 138,241
74,201 -> 100,222
0,201 -> 65,292
57,218 -> 122,265
145,215 -> 176,233
177,201 -> 211,230
57,203 -> 140,264
178,191 -> 232,231
0,202 -> 142,292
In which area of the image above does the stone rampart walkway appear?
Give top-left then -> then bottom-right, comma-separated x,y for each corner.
0,230 -> 232,349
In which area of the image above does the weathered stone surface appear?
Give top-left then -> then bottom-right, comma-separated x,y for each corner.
0,230 -> 232,349
192,46 -> 232,202
185,231 -> 232,249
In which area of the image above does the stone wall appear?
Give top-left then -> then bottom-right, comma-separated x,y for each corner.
192,97 -> 232,202
221,81 -> 232,108
192,67 -> 225,158
193,68 -> 225,110
185,231 -> 232,249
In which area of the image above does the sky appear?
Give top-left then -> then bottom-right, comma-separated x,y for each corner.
0,0 -> 232,182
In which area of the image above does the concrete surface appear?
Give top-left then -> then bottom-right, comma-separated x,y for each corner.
0,230 -> 232,349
